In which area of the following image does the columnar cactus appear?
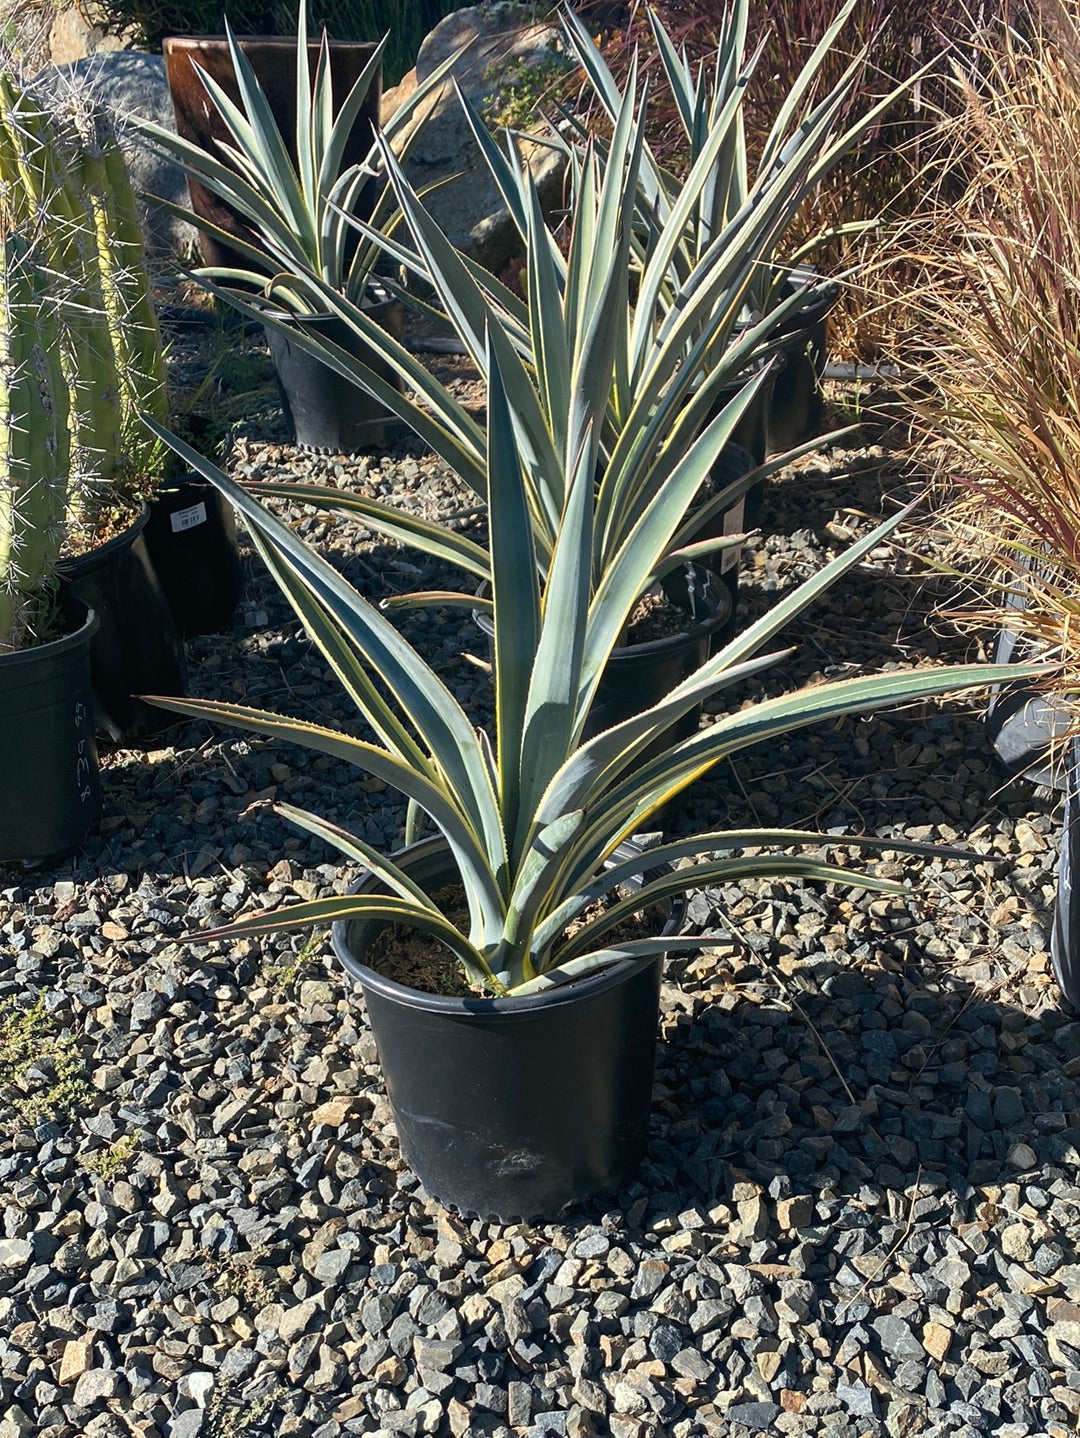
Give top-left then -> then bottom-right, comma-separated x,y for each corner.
72,107 -> 169,479
0,229 -> 72,652
0,67 -> 168,536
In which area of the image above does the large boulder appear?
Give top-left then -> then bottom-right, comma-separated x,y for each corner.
40,52 -> 195,262
381,3 -> 567,276
49,3 -> 136,67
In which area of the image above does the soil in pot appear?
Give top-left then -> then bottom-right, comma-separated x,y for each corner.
332,836 -> 678,1221
58,505 -> 188,744
0,596 -> 101,864
263,303 -> 406,453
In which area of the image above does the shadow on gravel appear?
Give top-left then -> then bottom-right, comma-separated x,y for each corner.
650,960 -> 1077,1217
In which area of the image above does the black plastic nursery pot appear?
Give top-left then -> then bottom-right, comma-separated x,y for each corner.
585,570 -> 732,755
707,355 -> 779,471
332,836 -> 678,1221
1051,738 -> 1080,1010
58,505 -> 188,744
0,598 -> 101,864
985,592 -> 1070,792
263,303 -> 405,453
767,268 -> 837,456
143,480 -> 242,636
671,441 -> 758,654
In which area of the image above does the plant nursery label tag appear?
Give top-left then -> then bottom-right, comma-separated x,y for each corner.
721,499 -> 745,575
171,502 -> 208,533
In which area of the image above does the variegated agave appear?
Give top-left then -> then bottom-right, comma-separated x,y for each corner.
134,0 -> 457,314
555,0 -> 877,328
143,353 -> 1038,996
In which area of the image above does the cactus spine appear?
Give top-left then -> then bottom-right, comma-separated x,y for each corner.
0,229 -> 71,652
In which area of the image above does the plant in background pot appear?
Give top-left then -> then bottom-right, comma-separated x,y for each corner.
199,0 -> 913,691
0,68 -> 188,741
195,27 -> 893,740
139,0 -> 460,453
555,0 -> 881,482
142,333 -> 1038,1217
0,223 -> 101,864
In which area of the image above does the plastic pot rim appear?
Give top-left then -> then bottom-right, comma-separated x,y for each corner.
331,834 -> 685,1018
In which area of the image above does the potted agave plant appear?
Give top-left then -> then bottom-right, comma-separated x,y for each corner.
142,323 -> 1037,1218
140,0 -> 459,453
0,225 -> 101,864
557,0 -> 848,467
193,9 -> 890,722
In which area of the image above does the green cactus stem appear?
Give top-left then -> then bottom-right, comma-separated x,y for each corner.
0,230 -> 71,653
0,73 -> 122,530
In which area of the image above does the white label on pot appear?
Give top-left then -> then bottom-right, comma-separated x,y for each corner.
721,499 -> 745,574
171,501 -> 207,533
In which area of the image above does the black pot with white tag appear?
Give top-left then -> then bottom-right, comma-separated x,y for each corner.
144,481 -> 242,637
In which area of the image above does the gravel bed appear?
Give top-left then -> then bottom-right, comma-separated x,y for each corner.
1,364 -> 1078,1438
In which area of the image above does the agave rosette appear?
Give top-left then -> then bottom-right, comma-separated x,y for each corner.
190,0 -> 915,595
134,0 -> 460,313
555,0 -> 880,323
143,343 -> 1040,996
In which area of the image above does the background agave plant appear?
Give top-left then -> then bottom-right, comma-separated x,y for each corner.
136,0 -> 461,316
191,0 -> 912,606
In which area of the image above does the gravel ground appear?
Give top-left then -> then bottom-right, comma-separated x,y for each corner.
1,341 -> 1078,1438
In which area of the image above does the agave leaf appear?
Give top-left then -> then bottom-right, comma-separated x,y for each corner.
380,591 -> 489,614
190,271 -> 488,491
315,32 -> 386,205
551,855 -> 901,969
486,344 -> 541,836
142,416 -> 509,914
245,478 -> 491,580
269,801 -> 441,909
514,421 -> 595,857
498,808 -> 587,984
142,686 -> 503,907
508,936 -> 709,996
595,658 -> 1055,851
134,119 -> 312,257
582,377 -> 766,710
759,0 -> 858,174
295,0 -> 318,209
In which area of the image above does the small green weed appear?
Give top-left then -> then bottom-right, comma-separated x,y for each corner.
206,1248 -> 281,1311
262,928 -> 326,997
203,1384 -> 280,1438
482,51 -> 573,130
0,993 -> 93,1130
80,1133 -> 141,1181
